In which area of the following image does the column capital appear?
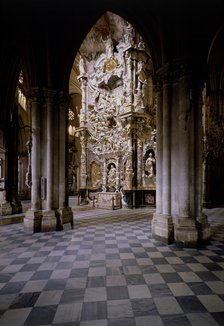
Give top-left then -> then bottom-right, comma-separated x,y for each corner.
156,60 -> 193,85
26,87 -> 43,103
156,63 -> 172,86
172,59 -> 192,81
43,88 -> 57,103
58,91 -> 70,108
152,74 -> 162,92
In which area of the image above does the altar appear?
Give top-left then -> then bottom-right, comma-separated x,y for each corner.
75,14 -> 156,208
96,192 -> 121,210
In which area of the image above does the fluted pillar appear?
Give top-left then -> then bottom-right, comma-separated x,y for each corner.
173,67 -> 200,247
58,93 -> 67,208
162,80 -> 171,215
42,89 -> 57,231
24,88 -> 42,232
57,92 -> 73,229
195,82 -> 210,244
152,69 -> 174,244
152,61 -> 210,247
155,86 -> 163,214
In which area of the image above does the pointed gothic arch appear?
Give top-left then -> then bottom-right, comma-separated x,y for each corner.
68,11 -> 157,209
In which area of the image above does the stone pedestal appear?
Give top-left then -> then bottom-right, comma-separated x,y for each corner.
174,218 -> 198,247
152,213 -> 174,244
57,207 -> 73,230
24,209 -> 42,232
41,210 -> 56,232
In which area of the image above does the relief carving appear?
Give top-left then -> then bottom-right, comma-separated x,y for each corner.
75,12 -> 156,193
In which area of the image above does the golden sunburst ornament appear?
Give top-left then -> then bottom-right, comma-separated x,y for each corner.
104,58 -> 117,73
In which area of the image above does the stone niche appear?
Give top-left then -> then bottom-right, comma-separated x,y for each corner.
74,12 -> 156,208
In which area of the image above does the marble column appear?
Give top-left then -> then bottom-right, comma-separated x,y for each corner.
162,80 -> 171,216
24,88 -> 42,232
58,92 -> 73,229
202,87 -> 212,208
155,86 -> 163,214
174,74 -> 198,246
42,89 -> 57,231
152,70 -> 174,244
194,82 -> 210,244
10,103 -> 22,214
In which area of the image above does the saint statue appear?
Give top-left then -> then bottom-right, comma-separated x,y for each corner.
107,163 -> 117,191
145,152 -> 155,178
79,56 -> 86,75
105,35 -> 114,58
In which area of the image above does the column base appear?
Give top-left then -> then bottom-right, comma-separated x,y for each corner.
174,217 -> 198,247
24,209 -> 42,232
11,200 -> 23,214
0,201 -> 12,215
57,207 -> 73,230
196,214 -> 210,246
202,201 -> 212,209
42,210 -> 57,232
152,213 -> 174,244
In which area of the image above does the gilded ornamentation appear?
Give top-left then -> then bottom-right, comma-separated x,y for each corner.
104,58 -> 117,73
76,12 -> 156,192
91,162 -> 101,188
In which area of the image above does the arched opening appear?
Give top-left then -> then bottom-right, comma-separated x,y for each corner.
202,25 -> 224,208
0,1 -> 214,246
68,11 -> 157,211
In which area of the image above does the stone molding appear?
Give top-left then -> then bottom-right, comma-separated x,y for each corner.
155,60 -> 192,88
26,87 -> 43,103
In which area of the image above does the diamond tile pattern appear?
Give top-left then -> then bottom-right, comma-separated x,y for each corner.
0,209 -> 224,325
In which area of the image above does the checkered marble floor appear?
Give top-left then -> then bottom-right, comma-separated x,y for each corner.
0,207 -> 224,325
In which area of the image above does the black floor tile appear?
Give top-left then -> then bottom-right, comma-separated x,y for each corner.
162,314 -> 191,326
0,281 -> 26,294
195,271 -> 220,281
211,312 -> 224,326
9,292 -> 40,309
126,275 -> 146,285
131,298 -> 158,316
176,296 -> 207,313
60,288 -> 85,303
20,263 -> 41,272
108,318 -> 136,326
107,286 -> 129,300
188,282 -> 213,295
81,301 -> 107,320
161,273 -> 183,283
44,279 -> 67,291
24,305 -> 57,325
148,283 -> 173,297
87,276 -> 106,288
70,268 -> 89,278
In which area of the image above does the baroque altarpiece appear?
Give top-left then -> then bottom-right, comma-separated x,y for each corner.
74,13 -> 156,208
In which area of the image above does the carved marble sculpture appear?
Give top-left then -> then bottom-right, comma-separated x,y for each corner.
75,13 -> 156,196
